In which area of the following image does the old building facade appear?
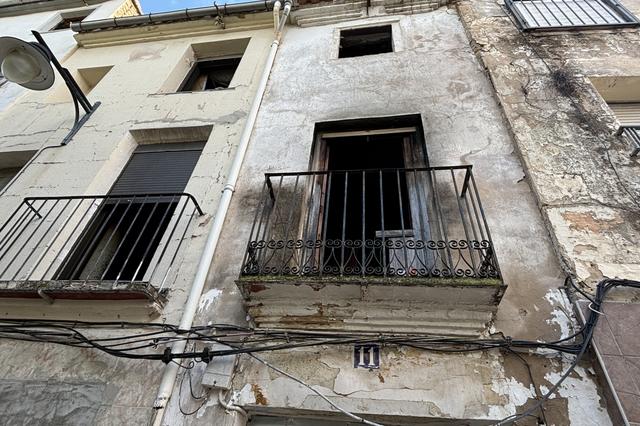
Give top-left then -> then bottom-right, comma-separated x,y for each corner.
0,0 -> 638,424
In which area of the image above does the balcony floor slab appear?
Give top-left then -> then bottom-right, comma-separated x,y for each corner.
237,275 -> 506,335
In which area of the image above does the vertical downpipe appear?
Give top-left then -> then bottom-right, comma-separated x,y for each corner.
151,2 -> 292,424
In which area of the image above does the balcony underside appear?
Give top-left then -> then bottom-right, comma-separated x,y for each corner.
237,275 -> 506,336
0,279 -> 166,304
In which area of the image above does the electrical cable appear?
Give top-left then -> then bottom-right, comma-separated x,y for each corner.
0,278 -> 637,423
495,278 -> 640,425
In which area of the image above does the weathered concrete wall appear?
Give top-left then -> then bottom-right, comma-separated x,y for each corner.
0,14 -> 277,424
0,0 -> 139,112
181,6 -> 613,425
454,0 -> 640,422
456,0 -> 640,291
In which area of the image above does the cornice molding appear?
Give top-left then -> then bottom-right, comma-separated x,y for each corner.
74,14 -> 274,48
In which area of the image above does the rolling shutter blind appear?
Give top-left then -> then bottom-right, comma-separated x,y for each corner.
109,142 -> 204,196
609,103 -> 640,126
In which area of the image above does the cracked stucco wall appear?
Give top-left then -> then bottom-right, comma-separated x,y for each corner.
0,19 -> 275,424
174,6 -> 613,425
456,0 -> 640,290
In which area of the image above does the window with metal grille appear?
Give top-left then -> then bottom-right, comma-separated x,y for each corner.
339,25 -> 393,58
56,142 -> 204,281
179,57 -> 241,92
505,0 -> 640,30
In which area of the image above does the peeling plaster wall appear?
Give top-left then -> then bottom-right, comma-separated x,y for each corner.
0,0 -> 137,112
180,6 -> 612,425
0,18 -> 276,424
456,0 -> 640,290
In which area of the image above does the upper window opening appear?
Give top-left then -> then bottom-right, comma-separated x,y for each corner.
505,0 -> 640,31
339,25 -> 393,58
591,76 -> 640,156
50,9 -> 94,31
179,57 -> 241,92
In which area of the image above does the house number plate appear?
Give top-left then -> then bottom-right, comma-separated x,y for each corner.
354,344 -> 380,369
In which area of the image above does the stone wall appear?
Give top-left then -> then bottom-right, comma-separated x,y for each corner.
457,0 -> 640,291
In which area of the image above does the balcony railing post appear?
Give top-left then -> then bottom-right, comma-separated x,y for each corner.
469,171 -> 501,277
0,203 -> 32,254
396,169 -> 409,275
47,197 -> 99,280
378,170 -> 387,277
26,198 -> 84,281
340,171 -> 348,276
242,179 -> 269,275
430,170 -> 454,274
0,199 -> 56,279
150,195 -> 192,287
159,201 -> 198,291
115,197 -> 158,283
70,197 -> 125,281
361,170 -> 366,277
132,195 -> 178,282
300,173 -> 318,276
460,166 -> 472,198
84,196 -> 136,282
319,172 -> 333,277
12,198 -> 71,281
451,169 -> 478,276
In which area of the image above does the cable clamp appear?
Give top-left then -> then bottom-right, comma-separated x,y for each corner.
162,348 -> 172,364
201,346 -> 212,364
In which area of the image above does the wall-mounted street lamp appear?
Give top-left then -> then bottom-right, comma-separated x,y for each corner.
0,30 -> 100,145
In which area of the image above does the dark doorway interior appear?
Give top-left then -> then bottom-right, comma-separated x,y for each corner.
321,134 -> 413,272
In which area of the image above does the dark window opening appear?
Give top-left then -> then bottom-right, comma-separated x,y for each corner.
179,57 -> 241,92
56,142 -> 204,282
339,25 -> 393,58
55,201 -> 178,281
324,135 -> 412,244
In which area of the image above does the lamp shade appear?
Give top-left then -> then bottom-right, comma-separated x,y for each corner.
0,36 -> 54,90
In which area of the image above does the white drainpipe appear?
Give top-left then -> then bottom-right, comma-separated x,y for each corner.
273,1 -> 281,32
151,1 -> 291,423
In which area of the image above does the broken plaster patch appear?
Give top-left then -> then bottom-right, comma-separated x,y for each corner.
544,288 -> 574,340
198,288 -> 222,313
544,364 -> 612,426
489,377 -> 536,419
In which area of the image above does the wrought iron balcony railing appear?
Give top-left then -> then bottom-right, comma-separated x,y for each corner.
241,166 -> 501,281
619,126 -> 640,157
0,193 -> 202,295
